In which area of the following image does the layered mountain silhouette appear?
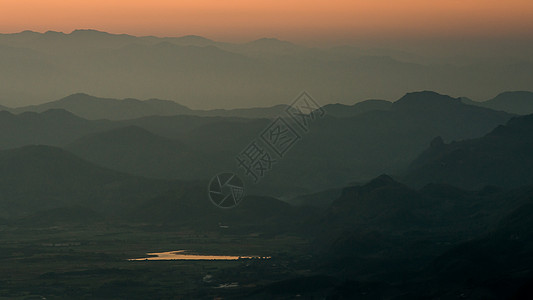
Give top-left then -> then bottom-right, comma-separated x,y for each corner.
320,99 -> 392,118
65,126 -> 212,179
405,113 -> 533,189
8,93 -> 289,120
0,91 -> 514,195
462,91 -> 533,115
310,174 -> 532,294
14,93 -> 192,120
415,192 -> 533,298
1,87 -> 532,298
3,28 -> 533,300
317,175 -> 521,237
0,109 -> 111,149
0,144 -> 300,230
0,145 -> 175,217
1,30 -> 532,108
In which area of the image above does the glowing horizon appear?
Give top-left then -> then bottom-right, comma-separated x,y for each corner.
2,0 -> 533,45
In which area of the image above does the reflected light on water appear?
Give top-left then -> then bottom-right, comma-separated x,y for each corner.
129,250 -> 271,261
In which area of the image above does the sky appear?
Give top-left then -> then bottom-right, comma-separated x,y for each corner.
2,0 -> 533,45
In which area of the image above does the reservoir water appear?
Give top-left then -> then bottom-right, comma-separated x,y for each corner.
129,250 -> 270,261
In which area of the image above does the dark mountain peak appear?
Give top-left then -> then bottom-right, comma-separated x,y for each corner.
43,30 -> 66,37
9,30 -> 40,37
144,98 -> 191,109
493,90 -> 533,100
405,113 -> 533,189
321,99 -> 391,118
356,99 -> 391,106
459,96 -> 477,105
481,91 -> 533,115
488,113 -> 533,137
508,113 -> 533,125
15,108 -> 84,123
57,93 -> 99,103
57,93 -> 188,108
327,174 -> 430,232
40,108 -> 83,119
70,29 -> 112,36
16,93 -> 192,120
394,91 -> 460,108
68,29 -> 137,41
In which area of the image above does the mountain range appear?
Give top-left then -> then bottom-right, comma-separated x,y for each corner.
0,144 -> 306,233
462,91 -> 533,115
1,87 -> 533,298
1,30 -> 533,108
0,91 -> 515,196
302,175 -> 533,298
0,145 -> 173,217
3,90 -> 532,121
3,93 -> 291,120
405,113 -> 533,189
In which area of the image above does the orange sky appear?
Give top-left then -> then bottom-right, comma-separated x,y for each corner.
1,0 -> 533,43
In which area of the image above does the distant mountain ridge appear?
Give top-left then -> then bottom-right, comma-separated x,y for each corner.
312,174 -> 533,297
393,90 -> 461,108
313,174 -> 529,266
480,91 -> 533,114
0,145 -> 172,217
12,93 -> 192,120
65,125 -> 212,180
404,113 -> 533,189
0,144 -> 301,230
3,90 -> 524,121
461,91 -> 533,115
0,91 -> 515,196
0,108 -> 110,150
1,29 -> 532,108
6,93 -> 291,120
3,92 -> 390,120
0,29 -> 221,51
320,99 -> 392,118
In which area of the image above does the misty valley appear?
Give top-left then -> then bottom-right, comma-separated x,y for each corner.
1,89 -> 533,299
1,25 -> 533,300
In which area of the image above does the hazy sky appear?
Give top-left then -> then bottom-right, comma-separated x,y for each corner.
2,0 -> 533,45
